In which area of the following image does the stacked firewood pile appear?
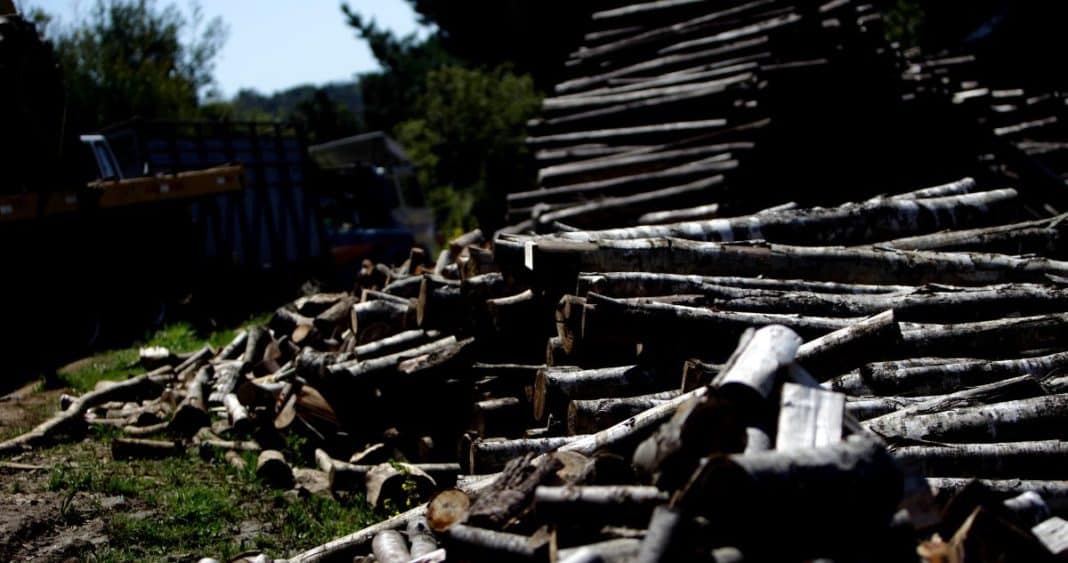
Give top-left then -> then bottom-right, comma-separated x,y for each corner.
5,1 -> 1068,562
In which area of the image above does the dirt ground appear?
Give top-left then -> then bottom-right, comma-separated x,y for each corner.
0,383 -> 111,562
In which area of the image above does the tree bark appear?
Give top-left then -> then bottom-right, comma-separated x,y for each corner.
207,360 -> 243,406
900,314 -> 1068,359
469,437 -> 582,474
557,538 -> 641,563
326,336 -> 458,383
533,485 -> 667,524
875,212 -> 1068,256
468,452 -> 565,530
639,202 -> 720,225
222,392 -> 251,435
577,272 -> 912,298
533,365 -> 665,423
170,364 -> 212,435
350,299 -> 414,344
795,309 -> 900,379
256,450 -> 294,489
443,524 -> 550,562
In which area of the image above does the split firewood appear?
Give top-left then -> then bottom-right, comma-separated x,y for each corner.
371,529 -> 410,563
0,372 -> 163,456
365,462 -> 437,510
774,383 -> 844,450
256,450 -> 294,489
111,437 -> 183,460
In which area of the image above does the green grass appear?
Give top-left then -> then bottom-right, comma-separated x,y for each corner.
54,313 -> 272,393
45,445 -> 377,561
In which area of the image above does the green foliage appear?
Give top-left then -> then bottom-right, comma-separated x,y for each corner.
43,0 -> 228,129
395,65 -> 542,235
884,0 -> 926,48
342,3 -> 457,132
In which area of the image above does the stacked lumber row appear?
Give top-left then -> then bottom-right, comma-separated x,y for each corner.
900,50 -> 1068,212
508,0 -> 901,232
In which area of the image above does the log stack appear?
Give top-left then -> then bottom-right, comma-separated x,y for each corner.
5,1 -> 1068,562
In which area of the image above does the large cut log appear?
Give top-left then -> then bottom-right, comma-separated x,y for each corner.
516,237 -> 1068,286
222,393 -> 251,435
665,436 -> 903,558
257,450 -> 294,489
0,373 -> 163,456
860,351 -> 1068,396
534,485 -> 667,525
894,440 -> 1068,479
473,397 -> 527,438
557,538 -> 641,563
865,394 -> 1068,442
552,188 -> 1018,244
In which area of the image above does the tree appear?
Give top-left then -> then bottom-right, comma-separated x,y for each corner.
44,0 -> 227,130
395,65 -> 540,236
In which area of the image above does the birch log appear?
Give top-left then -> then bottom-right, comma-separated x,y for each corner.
568,391 -> 681,435
860,351 -> 1068,396
865,394 -> 1068,442
893,440 -> 1068,479
371,530 -> 410,563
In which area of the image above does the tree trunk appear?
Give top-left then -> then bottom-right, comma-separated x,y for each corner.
533,365 -> 664,423
256,450 -> 294,489
222,393 -> 251,435
795,310 -> 900,379
876,212 -> 1068,255
468,452 -> 564,530
470,437 -> 581,474
900,314 -> 1068,359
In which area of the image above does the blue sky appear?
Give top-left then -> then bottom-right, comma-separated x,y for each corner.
19,0 -> 425,97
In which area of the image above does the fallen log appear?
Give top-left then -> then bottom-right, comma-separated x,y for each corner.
860,351 -> 1068,396
522,237 -> 1068,286
473,397 -> 527,438
638,202 -> 720,225
467,452 -> 564,530
0,372 -> 163,456
170,365 -> 212,434
894,440 -> 1068,479
257,450 -> 294,489
794,310 -> 901,379
865,393 -> 1068,442
553,188 -> 1019,244
900,314 -> 1068,359
877,212 -> 1068,256
576,272 -> 913,298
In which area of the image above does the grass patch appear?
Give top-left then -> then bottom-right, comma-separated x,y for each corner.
54,313 -> 271,393
44,448 -> 377,561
